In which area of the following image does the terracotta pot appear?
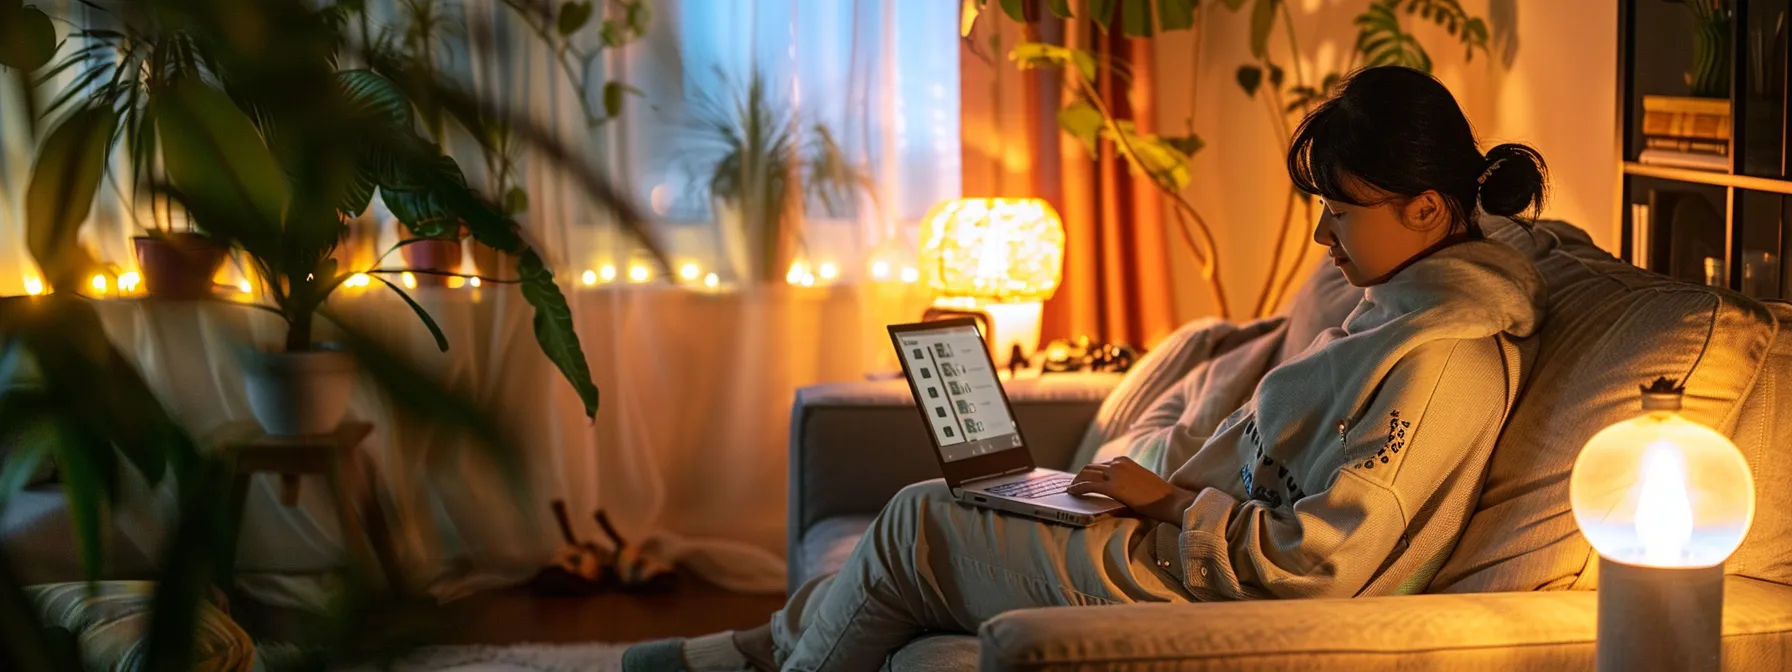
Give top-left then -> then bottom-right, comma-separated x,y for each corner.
468,241 -> 515,282
133,233 -> 229,299
399,229 -> 463,288
241,348 -> 356,437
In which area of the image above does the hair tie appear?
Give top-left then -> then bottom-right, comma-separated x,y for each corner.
1477,158 -> 1507,186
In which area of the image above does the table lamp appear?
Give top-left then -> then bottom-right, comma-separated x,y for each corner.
1570,378 -> 1755,672
918,198 -> 1065,368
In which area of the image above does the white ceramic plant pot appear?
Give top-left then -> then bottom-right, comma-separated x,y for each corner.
242,348 -> 356,437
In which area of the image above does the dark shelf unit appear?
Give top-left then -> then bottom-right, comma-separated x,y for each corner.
1618,0 -> 1792,300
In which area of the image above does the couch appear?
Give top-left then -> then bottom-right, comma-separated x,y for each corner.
787,219 -> 1792,670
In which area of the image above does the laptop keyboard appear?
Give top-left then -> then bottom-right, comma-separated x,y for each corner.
986,473 -> 1074,500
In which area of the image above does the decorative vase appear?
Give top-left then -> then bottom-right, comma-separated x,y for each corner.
1687,9 -> 1731,98
132,233 -> 229,299
241,348 -> 356,437
715,195 -> 803,285
399,227 -> 463,288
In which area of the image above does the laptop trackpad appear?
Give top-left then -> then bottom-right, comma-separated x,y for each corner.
1033,490 -> 1125,515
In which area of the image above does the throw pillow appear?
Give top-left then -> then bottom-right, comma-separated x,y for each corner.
27,581 -> 257,672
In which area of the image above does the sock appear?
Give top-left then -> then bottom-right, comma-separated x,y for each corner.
681,631 -> 749,671
620,638 -> 686,672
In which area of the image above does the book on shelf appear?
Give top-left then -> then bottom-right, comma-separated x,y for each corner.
1640,95 -> 1733,143
1637,148 -> 1732,172
1643,137 -> 1730,155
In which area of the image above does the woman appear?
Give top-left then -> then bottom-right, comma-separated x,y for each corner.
626,65 -> 1549,672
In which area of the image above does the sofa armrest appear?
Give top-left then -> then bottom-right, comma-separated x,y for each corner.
978,577 -> 1792,671
787,375 -> 1119,588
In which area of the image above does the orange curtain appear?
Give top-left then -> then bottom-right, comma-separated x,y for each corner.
959,15 -> 1177,349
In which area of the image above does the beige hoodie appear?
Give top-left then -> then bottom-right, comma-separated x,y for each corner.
1140,239 -> 1545,600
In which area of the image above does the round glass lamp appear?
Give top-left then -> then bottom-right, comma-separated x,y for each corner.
1570,378 -> 1754,672
918,198 -> 1065,369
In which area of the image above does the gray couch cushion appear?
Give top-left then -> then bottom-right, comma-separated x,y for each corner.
797,515 -> 874,586
887,634 -> 980,672
1432,218 -> 1783,592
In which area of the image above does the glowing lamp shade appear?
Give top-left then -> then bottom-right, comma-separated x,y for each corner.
1570,392 -> 1754,569
919,198 -> 1064,303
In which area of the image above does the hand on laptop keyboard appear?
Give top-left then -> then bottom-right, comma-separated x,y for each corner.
987,474 -> 1074,499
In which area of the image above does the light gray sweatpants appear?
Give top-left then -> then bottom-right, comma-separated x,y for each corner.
771,480 -> 1193,671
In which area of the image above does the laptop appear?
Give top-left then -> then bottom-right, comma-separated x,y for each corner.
888,319 -> 1125,526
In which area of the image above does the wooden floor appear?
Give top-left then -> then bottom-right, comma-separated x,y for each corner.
441,578 -> 787,645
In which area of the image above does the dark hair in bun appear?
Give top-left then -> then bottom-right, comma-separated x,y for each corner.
1286,66 -> 1549,233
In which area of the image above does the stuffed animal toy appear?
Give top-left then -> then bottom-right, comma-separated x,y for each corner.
530,501 -> 677,596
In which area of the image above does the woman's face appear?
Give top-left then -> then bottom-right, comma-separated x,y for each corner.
1312,178 -> 1452,286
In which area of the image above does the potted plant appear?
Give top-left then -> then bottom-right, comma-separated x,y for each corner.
677,70 -> 874,284
34,5 -> 231,298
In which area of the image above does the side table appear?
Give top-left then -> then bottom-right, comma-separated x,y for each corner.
212,421 -> 400,596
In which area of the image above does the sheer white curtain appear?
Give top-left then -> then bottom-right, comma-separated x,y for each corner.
0,0 -> 959,597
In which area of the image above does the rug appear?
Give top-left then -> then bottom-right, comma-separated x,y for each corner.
260,641 -> 635,672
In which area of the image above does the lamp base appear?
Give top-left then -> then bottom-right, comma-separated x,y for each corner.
1596,557 -> 1724,672
921,302 -> 1043,369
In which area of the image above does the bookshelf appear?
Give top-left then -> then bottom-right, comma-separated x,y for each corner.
1617,0 -> 1791,300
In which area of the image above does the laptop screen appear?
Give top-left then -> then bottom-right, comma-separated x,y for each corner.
893,324 -> 1023,462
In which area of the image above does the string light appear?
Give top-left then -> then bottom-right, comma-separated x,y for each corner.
786,261 -> 808,285
447,276 -> 467,289
703,272 -> 718,288
799,272 -> 816,287
23,277 -> 44,296
91,274 -> 109,295
401,272 -> 417,289
818,262 -> 838,281
237,279 -> 252,294
870,260 -> 892,280
678,263 -> 700,281
468,276 -> 482,288
346,273 -> 370,288
899,267 -> 920,283
628,264 -> 650,283
581,269 -> 598,286
118,271 -> 141,293
600,264 -> 617,282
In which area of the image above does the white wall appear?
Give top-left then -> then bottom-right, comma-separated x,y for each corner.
1153,0 -> 1619,321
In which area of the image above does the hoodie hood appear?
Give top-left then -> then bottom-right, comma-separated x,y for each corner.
1346,239 -> 1546,340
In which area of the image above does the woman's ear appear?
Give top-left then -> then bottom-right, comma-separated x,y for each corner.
1403,191 -> 1449,232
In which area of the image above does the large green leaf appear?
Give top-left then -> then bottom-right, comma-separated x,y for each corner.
998,0 -> 1027,22
1057,100 -> 1103,157
53,420 -> 115,582
517,251 -> 598,419
557,1 -> 593,36
1121,0 -> 1154,37
0,3 -> 55,72
141,455 -> 233,672
154,78 -> 291,255
25,107 -> 115,291
339,69 -> 414,129
1106,121 -> 1192,191
1010,42 -> 1098,84
1087,0 -> 1117,30
383,153 -> 469,239
1047,0 -> 1074,19
1249,0 -> 1277,58
1157,0 -> 1197,31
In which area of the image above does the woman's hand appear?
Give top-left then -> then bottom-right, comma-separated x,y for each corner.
1068,457 -> 1197,526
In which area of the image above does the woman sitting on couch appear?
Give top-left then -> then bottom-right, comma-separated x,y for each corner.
627,65 -> 1551,672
